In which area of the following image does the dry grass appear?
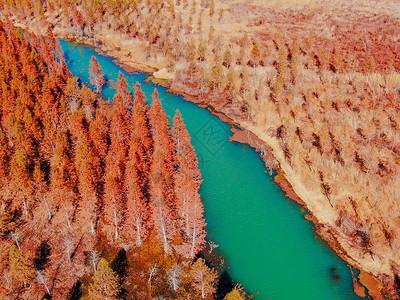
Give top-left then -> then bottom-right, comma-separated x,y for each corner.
251,0 -> 317,10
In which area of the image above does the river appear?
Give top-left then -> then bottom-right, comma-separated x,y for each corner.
60,40 -> 369,300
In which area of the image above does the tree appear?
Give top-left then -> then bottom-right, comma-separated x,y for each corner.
8,245 -> 35,288
88,258 -> 120,300
172,111 -> 206,258
49,132 -> 76,228
9,149 -> 32,217
132,83 -> 153,178
198,41 -> 206,61
89,56 -> 105,93
167,263 -> 182,291
224,288 -> 244,300
103,75 -> 131,242
115,72 -> 131,106
185,38 -> 197,62
149,89 -> 177,253
210,63 -> 223,91
80,84 -> 97,119
148,262 -> 158,285
209,0 -> 215,16
125,83 -> 152,246
223,47 -> 232,68
250,43 -> 260,66
36,270 -> 51,296
74,126 -> 101,234
89,96 -> 109,162
190,258 -> 217,299
125,156 -> 149,246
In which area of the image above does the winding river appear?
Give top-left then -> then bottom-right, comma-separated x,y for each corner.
61,40 -> 369,300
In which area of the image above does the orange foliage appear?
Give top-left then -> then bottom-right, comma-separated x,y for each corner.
0,19 -> 238,300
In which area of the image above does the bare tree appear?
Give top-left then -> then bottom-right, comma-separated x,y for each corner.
89,250 -> 100,272
167,263 -> 183,291
36,270 -> 51,295
62,236 -> 74,262
208,240 -> 218,253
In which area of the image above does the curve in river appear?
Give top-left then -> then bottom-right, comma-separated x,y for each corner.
60,40 -> 369,300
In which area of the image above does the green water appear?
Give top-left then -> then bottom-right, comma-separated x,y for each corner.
60,40 -> 368,300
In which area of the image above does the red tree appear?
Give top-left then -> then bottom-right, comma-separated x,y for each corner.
102,75 -> 131,242
9,149 -> 32,218
124,83 -> 152,246
172,111 -> 206,258
89,56 -> 105,93
73,113 -> 101,234
115,72 -> 132,106
89,96 -> 110,162
149,89 -> 178,253
132,83 -> 153,175
49,132 -> 76,228
0,125 -> 10,185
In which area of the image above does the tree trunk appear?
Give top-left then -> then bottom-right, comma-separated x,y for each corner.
191,223 -> 196,258
161,219 -> 169,253
114,209 -> 119,240
136,216 -> 142,246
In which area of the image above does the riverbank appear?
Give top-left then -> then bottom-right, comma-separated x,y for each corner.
230,127 -> 384,299
5,15 -> 392,299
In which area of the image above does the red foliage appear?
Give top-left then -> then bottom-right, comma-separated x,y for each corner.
102,74 -> 131,243
149,89 -> 178,253
73,116 -> 102,234
0,21 -> 211,299
89,56 -> 105,93
124,83 -> 152,246
115,72 -> 132,106
172,111 -> 206,258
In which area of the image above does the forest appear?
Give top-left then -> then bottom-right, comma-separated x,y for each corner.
1,0 -> 400,297
0,21 -> 245,299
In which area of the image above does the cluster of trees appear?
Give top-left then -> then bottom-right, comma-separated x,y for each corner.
0,21 -> 246,299
2,0 -> 400,295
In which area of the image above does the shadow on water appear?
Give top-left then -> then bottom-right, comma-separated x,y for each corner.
197,247 -> 237,299
330,267 -> 341,281
215,270 -> 236,300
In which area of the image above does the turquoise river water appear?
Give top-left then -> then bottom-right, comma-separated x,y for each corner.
60,40 -> 369,300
